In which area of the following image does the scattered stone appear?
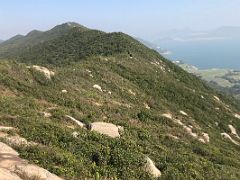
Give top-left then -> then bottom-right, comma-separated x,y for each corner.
144,157 -> 161,178
228,125 -> 240,139
221,133 -> 240,146
168,134 -> 179,140
144,103 -> 150,110
183,126 -> 198,138
112,101 -> 132,108
179,110 -> 188,116
86,69 -> 92,73
234,113 -> 240,120
213,96 -> 220,102
201,95 -> 204,99
61,89 -> 67,93
108,91 -> 112,95
162,113 -> 210,143
128,89 -> 136,96
72,131 -> 79,138
93,102 -> 103,107
162,113 -> 173,119
32,66 -> 55,79
43,112 -> 52,118
91,122 -> 120,138
93,84 -> 103,92
0,126 -> 15,131
198,133 -> 210,143
65,115 -> 85,128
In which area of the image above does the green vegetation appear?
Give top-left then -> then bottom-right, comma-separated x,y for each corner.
0,23 -> 240,179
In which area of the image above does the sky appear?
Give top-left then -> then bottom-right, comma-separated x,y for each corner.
1,0 -> 240,40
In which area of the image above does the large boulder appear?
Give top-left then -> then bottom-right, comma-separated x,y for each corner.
91,122 -> 121,138
0,142 -> 63,180
32,65 -> 55,79
144,157 -> 161,178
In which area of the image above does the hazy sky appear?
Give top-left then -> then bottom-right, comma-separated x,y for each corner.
1,0 -> 240,39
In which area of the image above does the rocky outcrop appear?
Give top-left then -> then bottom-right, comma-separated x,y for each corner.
0,140 -> 62,180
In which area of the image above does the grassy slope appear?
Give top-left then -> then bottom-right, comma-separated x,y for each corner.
0,55 -> 240,179
0,25 -> 240,179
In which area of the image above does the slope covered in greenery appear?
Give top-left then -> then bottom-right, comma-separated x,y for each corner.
0,22 -> 88,58
0,23 -> 240,179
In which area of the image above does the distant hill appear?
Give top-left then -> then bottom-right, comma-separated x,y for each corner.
0,22 -> 89,58
153,26 -> 240,44
0,23 -> 158,65
0,23 -> 240,179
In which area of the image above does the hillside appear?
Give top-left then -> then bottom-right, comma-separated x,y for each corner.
0,22 -> 88,59
0,23 -> 240,179
175,61 -> 240,100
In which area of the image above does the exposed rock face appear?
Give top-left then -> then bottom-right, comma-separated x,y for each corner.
144,157 -> 161,178
91,122 -> 121,138
32,65 -> 55,79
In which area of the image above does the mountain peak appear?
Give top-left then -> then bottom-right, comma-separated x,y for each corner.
26,30 -> 43,37
50,22 -> 89,32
